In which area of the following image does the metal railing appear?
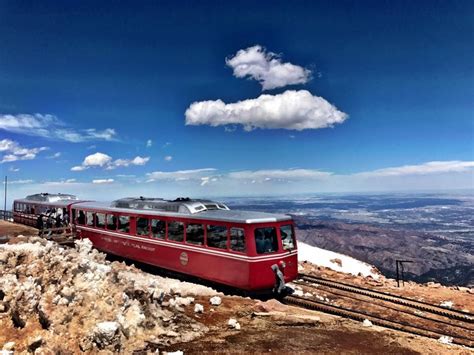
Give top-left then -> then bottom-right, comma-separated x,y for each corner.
0,210 -> 13,221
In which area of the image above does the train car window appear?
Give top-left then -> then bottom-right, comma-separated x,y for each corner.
77,210 -> 86,225
118,216 -> 130,233
151,219 -> 165,239
168,221 -> 184,242
96,213 -> 106,229
207,225 -> 227,249
136,217 -> 149,236
280,225 -> 295,251
72,209 -> 76,223
186,223 -> 204,245
254,227 -> 278,254
106,214 -> 117,230
86,211 -> 94,226
230,228 -> 246,252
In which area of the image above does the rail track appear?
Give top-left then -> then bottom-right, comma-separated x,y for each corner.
282,273 -> 474,348
298,274 -> 473,322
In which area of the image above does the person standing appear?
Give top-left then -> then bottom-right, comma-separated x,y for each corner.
36,214 -> 44,236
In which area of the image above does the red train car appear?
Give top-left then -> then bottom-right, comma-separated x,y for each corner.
13,194 -> 298,292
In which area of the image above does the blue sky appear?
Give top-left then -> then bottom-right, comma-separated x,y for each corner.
0,0 -> 473,202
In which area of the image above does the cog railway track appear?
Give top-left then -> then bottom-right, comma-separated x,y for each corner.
282,273 -> 474,348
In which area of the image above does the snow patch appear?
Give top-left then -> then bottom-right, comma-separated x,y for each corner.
439,300 -> 453,309
438,336 -> 453,344
362,319 -> 373,327
210,296 -> 222,306
298,241 -> 380,279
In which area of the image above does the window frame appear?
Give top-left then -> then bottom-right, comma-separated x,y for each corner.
106,213 -> 117,231
280,224 -> 296,251
95,212 -> 106,229
136,216 -> 150,237
117,215 -> 131,234
254,226 -> 279,254
206,224 -> 229,250
86,211 -> 95,227
230,227 -> 246,253
150,218 -> 166,239
167,220 -> 185,243
185,222 -> 205,246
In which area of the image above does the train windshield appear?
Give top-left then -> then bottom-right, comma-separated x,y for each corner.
254,227 -> 278,254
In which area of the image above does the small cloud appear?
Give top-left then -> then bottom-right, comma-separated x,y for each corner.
289,135 -> 295,139
8,166 -> 19,172
109,156 -> 150,169
356,161 -> 474,177
164,155 -> 173,162
146,139 -> 153,148
84,152 -> 112,167
0,113 -> 117,142
71,165 -> 87,171
228,168 -> 332,182
46,152 -> 61,159
185,90 -> 347,131
87,145 -> 97,150
4,179 -> 34,184
0,139 -> 48,163
146,168 -> 216,182
163,142 -> 171,148
226,45 -> 312,90
92,178 -> 114,184
71,152 -> 149,171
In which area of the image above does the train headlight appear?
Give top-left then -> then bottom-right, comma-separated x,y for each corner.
279,261 -> 286,269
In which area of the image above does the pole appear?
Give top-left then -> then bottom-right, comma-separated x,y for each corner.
3,176 -> 6,220
396,261 -> 400,287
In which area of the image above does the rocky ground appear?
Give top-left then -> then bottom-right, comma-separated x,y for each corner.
0,221 -> 473,354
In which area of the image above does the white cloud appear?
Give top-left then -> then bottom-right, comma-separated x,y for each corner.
72,152 -> 150,171
0,113 -> 117,142
356,161 -> 474,177
71,165 -> 87,171
84,152 -> 112,167
164,155 -> 173,162
108,156 -> 150,169
141,160 -> 474,193
146,139 -> 153,147
185,90 -> 347,131
146,168 -> 216,182
228,169 -> 332,182
8,166 -> 19,172
226,45 -> 311,90
4,179 -> 34,184
92,178 -> 115,184
0,139 -> 48,163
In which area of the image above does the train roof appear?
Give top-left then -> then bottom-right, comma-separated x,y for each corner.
15,193 -> 80,207
73,200 -> 292,224
111,196 -> 230,214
